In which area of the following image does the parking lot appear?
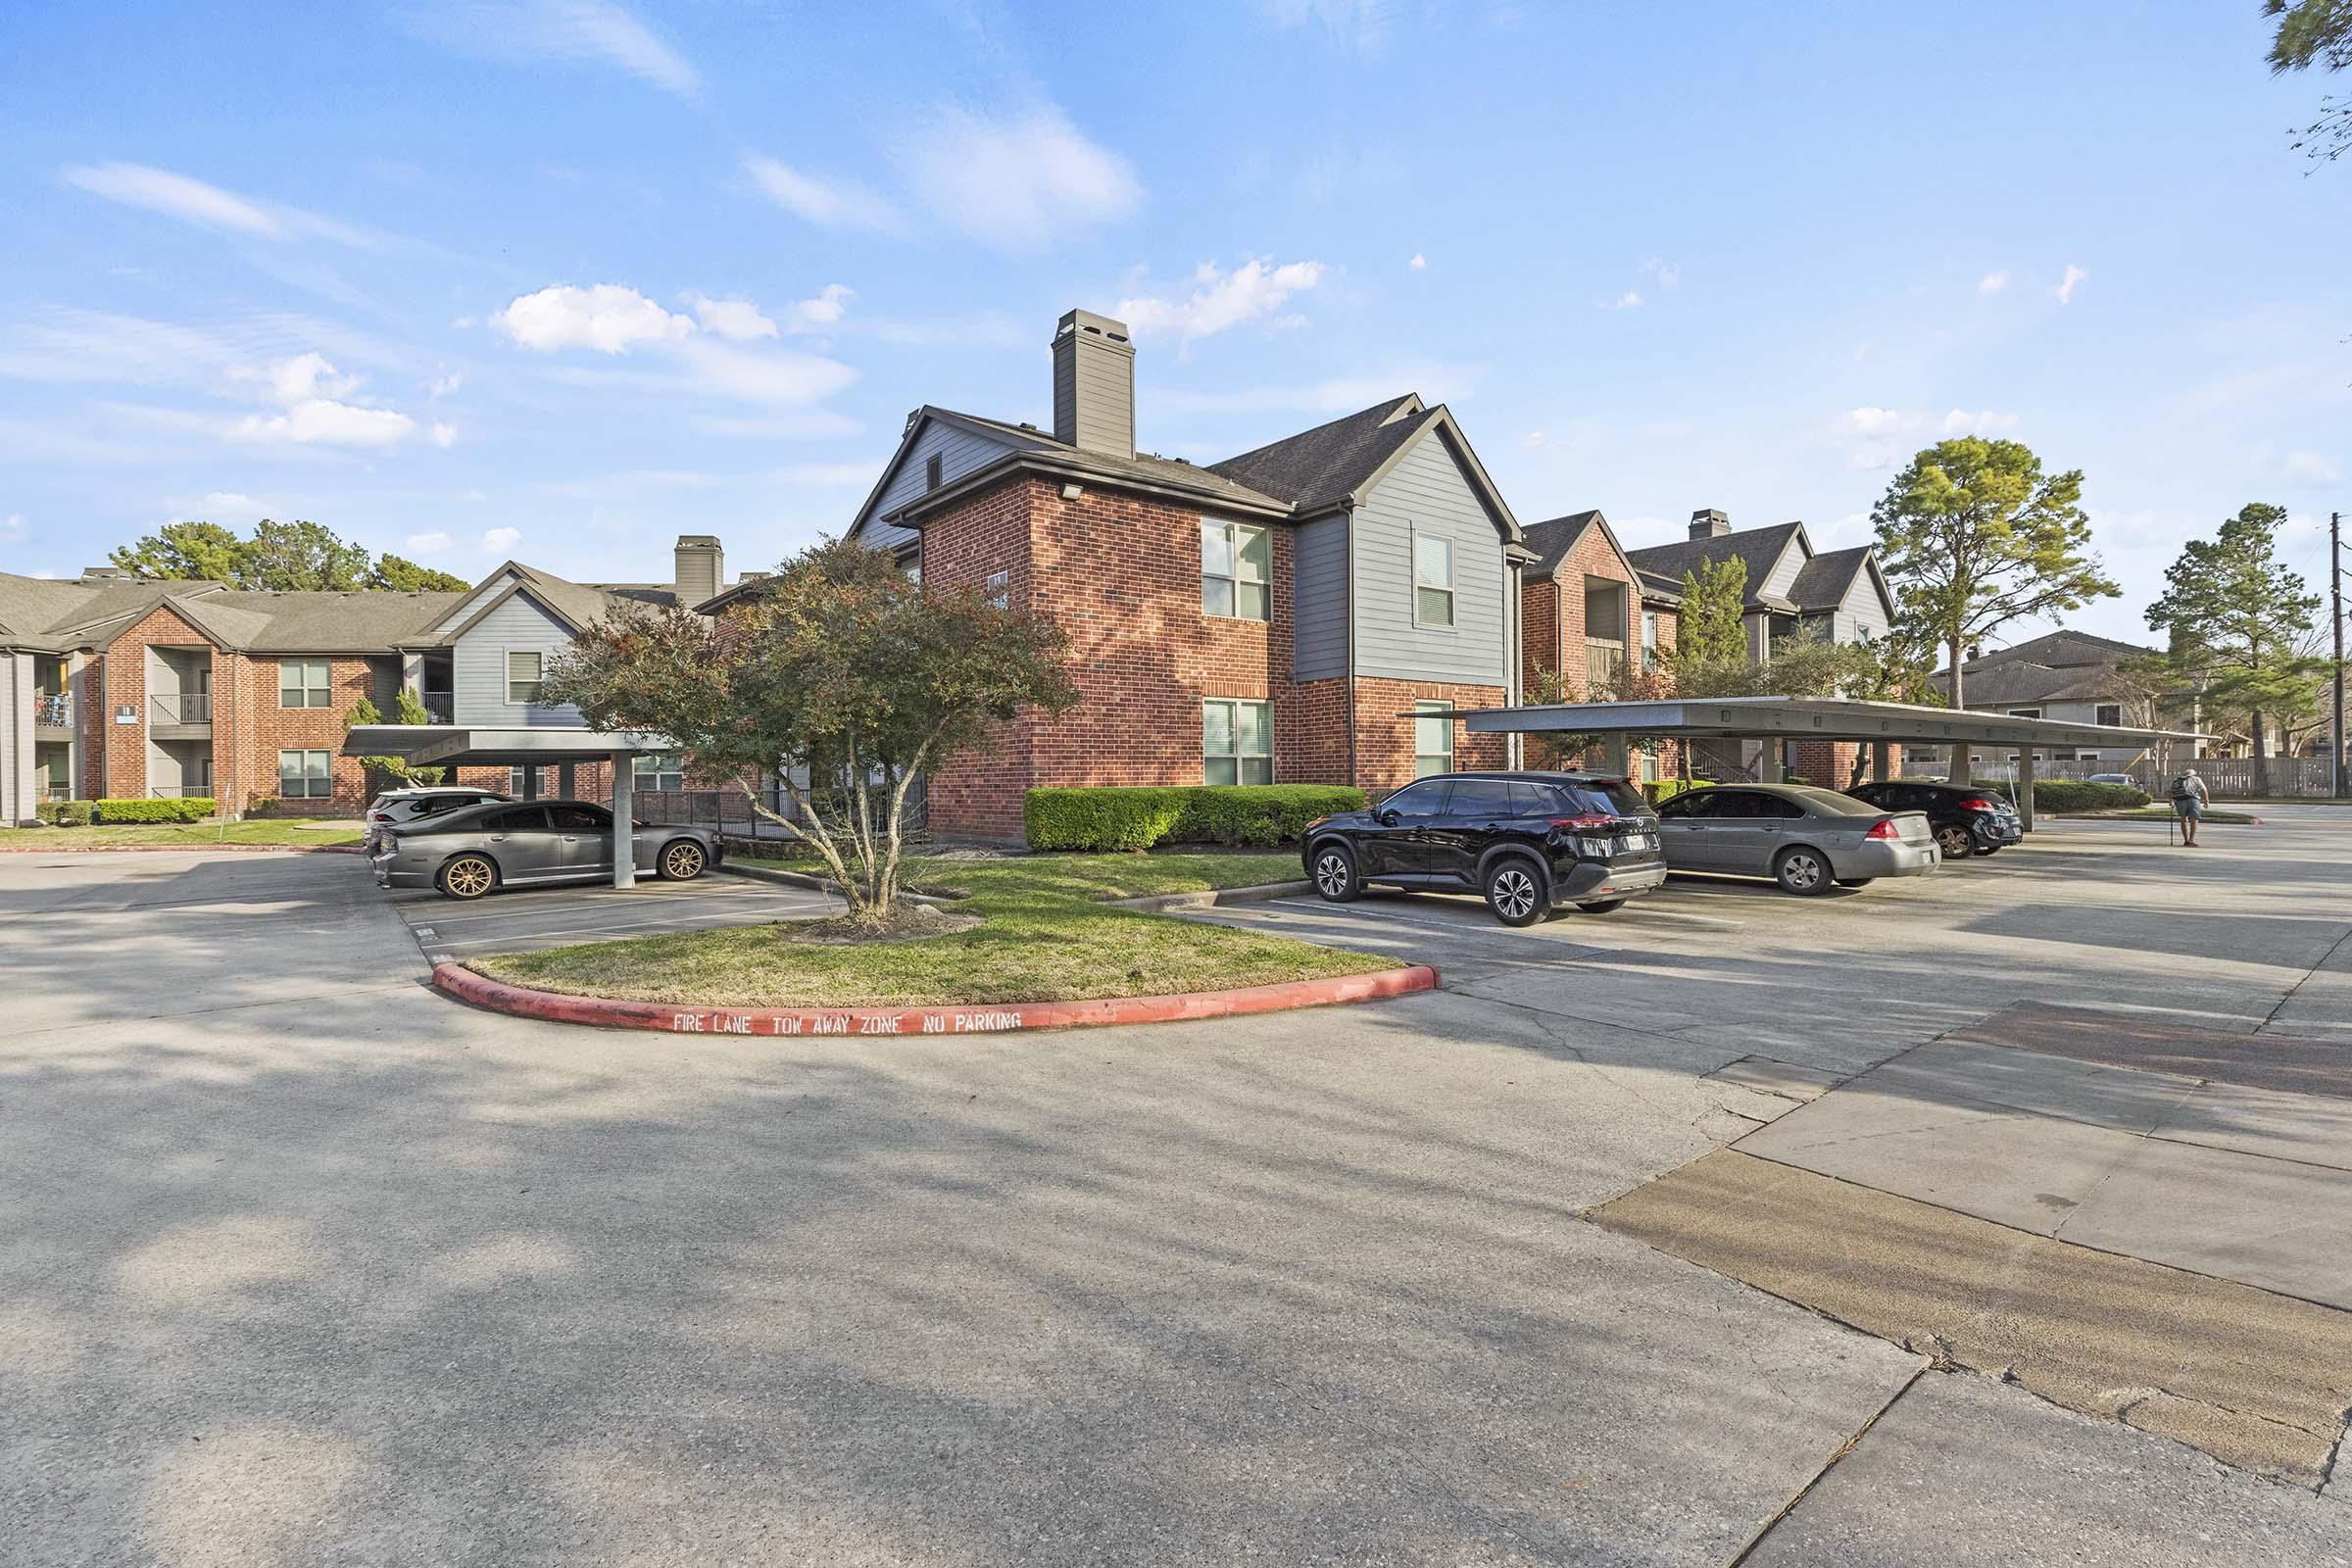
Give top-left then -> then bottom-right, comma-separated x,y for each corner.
384,870 -> 838,961
3,808 -> 2348,1564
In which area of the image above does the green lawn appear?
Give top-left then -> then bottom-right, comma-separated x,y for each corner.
472,850 -> 1400,1008
1,817 -> 365,849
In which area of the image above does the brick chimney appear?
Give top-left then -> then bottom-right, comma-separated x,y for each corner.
1051,309 -> 1136,460
1689,509 -> 1731,541
673,534 -> 723,607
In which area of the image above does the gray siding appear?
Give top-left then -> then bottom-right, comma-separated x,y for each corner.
1348,429 -> 1509,686
857,420 -> 1016,555
1833,568 -> 1891,645
1292,514 -> 1349,681
1757,539 -> 1805,601
452,591 -> 583,727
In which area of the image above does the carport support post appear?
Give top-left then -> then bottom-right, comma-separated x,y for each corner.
520,766 -> 539,802
2016,749 -> 2037,834
1872,742 -> 1892,783
1602,735 -> 1631,778
558,762 -> 575,800
611,752 -> 636,889
1756,739 -> 1784,783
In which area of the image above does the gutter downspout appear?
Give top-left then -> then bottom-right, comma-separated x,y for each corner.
1342,499 -> 1357,790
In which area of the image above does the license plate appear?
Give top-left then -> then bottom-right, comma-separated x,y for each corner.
1615,832 -> 1653,854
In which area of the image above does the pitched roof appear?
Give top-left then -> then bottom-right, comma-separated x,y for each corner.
1964,628 -> 2158,671
1518,511 -> 1606,581
1786,546 -> 1871,612
1625,523 -> 1806,608
872,406 -> 1288,527
0,574 -> 225,652
1204,395 -> 1427,514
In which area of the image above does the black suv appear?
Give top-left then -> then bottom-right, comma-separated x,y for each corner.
1844,780 -> 2023,859
1302,771 -> 1667,926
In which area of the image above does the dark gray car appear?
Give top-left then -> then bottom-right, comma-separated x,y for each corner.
370,799 -> 723,900
1654,783 -> 1938,895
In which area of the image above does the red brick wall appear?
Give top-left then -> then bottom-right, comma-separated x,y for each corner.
235,653 -> 382,814
1350,677 -> 1509,796
919,475 -> 1040,837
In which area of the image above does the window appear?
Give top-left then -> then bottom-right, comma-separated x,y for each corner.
1447,779 -> 1515,818
548,804 -> 608,833
507,650 -> 544,705
1642,611 -> 1660,670
1202,699 -> 1272,785
2006,707 -> 2041,719
2095,704 -> 2122,727
1413,532 -> 1454,627
1200,519 -> 1270,620
983,569 -> 1009,609
1379,780 -> 1449,818
278,658 -> 331,709
924,453 -> 944,491
634,753 -> 685,793
1413,700 -> 1454,777
485,806 -> 549,832
507,765 -> 543,796
277,749 -> 332,799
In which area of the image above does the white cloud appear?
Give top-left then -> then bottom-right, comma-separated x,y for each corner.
398,0 -> 700,98
253,351 -> 359,405
482,526 -> 522,552
0,513 -> 24,542
900,104 -> 1140,252
1518,430 -> 1547,451
1839,407 -> 1918,437
407,530 -> 453,554
229,400 -> 417,448
495,283 -> 695,353
1119,260 -> 1326,343
65,163 -> 280,236
688,295 -> 779,342
1979,270 -> 2009,294
2283,450 -> 2341,484
744,155 -> 902,231
2056,264 -> 2087,305
671,337 -> 857,406
1607,290 -> 1643,309
1639,258 -> 1680,288
1407,252 -> 1427,270
429,369 -> 465,397
1940,409 -> 2022,434
430,421 -> 459,449
788,283 -> 854,331
196,491 -> 263,518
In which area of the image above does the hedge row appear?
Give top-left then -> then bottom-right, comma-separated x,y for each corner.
1025,784 -> 1367,852
35,797 -> 217,825
1970,778 -> 2149,811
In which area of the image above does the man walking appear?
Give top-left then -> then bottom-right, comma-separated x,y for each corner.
2171,764 -> 2210,847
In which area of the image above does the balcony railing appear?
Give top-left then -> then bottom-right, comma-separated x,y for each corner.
149,782 -> 215,799
421,690 -> 455,724
34,693 -> 70,727
1586,641 -> 1626,694
150,692 -> 212,724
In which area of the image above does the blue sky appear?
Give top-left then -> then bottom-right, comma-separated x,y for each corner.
3,0 -> 2346,645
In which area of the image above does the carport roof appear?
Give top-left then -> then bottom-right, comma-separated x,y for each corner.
342,724 -> 676,766
1425,695 -> 2205,751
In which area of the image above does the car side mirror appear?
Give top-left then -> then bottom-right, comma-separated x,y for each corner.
1377,809 -> 1400,827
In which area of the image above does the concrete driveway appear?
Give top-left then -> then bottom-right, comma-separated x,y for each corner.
3,821 -> 2349,1565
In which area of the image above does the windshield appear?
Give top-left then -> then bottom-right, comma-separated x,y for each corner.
1786,785 -> 1883,814
1555,780 -> 1650,818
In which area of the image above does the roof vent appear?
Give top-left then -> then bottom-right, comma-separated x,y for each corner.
79,565 -> 134,580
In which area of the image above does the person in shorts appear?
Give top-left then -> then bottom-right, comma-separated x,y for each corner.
2171,766 -> 2209,846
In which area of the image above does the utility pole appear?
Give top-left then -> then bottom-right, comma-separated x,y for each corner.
2334,511 -> 2346,799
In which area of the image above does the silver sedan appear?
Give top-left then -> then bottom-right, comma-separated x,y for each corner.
371,799 -> 724,900
1653,783 -> 1938,895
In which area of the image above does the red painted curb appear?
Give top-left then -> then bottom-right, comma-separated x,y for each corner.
431,960 -> 1441,1037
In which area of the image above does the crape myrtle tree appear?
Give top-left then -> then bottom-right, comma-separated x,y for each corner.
1871,437 -> 2119,777
543,538 -> 1078,929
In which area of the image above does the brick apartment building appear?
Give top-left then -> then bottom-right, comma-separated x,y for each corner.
0,539 -> 729,825
795,308 -> 1530,839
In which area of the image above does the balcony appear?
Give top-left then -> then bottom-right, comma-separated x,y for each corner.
149,783 -> 216,799
1586,641 -> 1626,696
34,693 -> 70,730
150,692 -> 212,727
421,690 -> 455,724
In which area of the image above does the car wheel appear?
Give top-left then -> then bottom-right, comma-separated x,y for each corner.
439,854 -> 498,901
1774,846 -> 1833,897
1310,843 -> 1360,903
1483,858 -> 1547,926
1934,824 -> 1974,859
660,839 -> 708,881
1835,877 -> 1877,888
1575,898 -> 1627,913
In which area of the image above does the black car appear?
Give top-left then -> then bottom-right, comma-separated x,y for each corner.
1301,771 -> 1668,926
1844,780 -> 2023,859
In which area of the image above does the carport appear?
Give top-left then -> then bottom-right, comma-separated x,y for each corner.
1433,697 -> 2206,830
343,724 -> 674,888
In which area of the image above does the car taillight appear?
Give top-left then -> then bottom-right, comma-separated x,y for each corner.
1866,817 -> 1900,840
1550,814 -> 1615,830
371,812 -> 393,821
1957,797 -> 1993,811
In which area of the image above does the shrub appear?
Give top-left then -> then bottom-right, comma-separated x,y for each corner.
35,800 -> 93,826
1641,778 -> 1691,806
92,797 -> 216,824
1972,778 -> 2147,812
1025,784 -> 1366,852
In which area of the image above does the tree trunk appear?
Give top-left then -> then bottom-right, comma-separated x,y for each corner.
1947,638 -> 1967,782
2251,710 -> 2270,797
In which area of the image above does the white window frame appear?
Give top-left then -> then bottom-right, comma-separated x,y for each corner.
278,658 -> 331,710
2006,707 -> 2041,719
983,569 -> 1009,610
277,748 -> 333,799
1411,528 -> 1455,630
506,649 -> 545,706
1641,611 -> 1660,670
1413,700 -> 1454,777
1201,699 -> 1273,786
1200,518 -> 1270,622
633,752 -> 685,793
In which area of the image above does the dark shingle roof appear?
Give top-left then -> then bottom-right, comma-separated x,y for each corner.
1787,546 -> 1871,612
1519,511 -> 1606,582
1624,522 -> 1805,608
1205,395 -> 1428,513
876,407 -> 1288,522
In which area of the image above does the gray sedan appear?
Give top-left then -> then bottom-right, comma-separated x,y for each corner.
371,799 -> 724,900
1654,783 -> 1938,895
